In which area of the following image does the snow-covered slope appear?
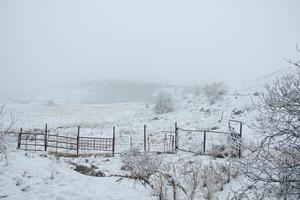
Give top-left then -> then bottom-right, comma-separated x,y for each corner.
1,67 -> 297,200
18,79 -> 176,105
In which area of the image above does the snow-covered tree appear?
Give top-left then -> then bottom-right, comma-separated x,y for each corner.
240,72 -> 300,199
153,89 -> 175,114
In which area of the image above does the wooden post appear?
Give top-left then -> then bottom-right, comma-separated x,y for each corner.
175,122 -> 178,152
112,126 -> 115,157
239,122 -> 242,158
144,125 -> 147,154
44,123 -> 48,151
77,126 -> 80,157
203,131 -> 206,155
17,128 -> 22,149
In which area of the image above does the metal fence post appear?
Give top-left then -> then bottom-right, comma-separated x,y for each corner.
239,122 -> 243,158
77,126 -> 80,157
175,122 -> 178,152
112,126 -> 115,157
144,125 -> 146,154
17,128 -> 22,149
172,135 -> 175,153
45,123 -> 48,151
203,131 -> 206,155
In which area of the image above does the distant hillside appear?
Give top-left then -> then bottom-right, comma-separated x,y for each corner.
22,79 -> 175,105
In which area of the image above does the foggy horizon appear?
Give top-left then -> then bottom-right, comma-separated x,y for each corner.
1,0 -> 300,98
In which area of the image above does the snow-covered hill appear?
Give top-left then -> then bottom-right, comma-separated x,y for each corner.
1,67 -> 298,200
16,79 -> 176,105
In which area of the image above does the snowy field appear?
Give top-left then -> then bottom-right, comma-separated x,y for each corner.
1,69 -> 293,199
0,98 -> 254,199
3,102 -> 142,129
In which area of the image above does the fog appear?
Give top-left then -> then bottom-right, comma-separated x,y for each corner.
0,0 -> 300,98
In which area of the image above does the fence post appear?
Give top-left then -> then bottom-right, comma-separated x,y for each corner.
147,136 -> 150,152
77,126 -> 80,157
144,125 -> 146,154
45,123 -> 48,151
112,126 -> 115,157
56,131 -> 58,153
25,134 -> 28,153
172,135 -> 175,153
239,122 -> 243,159
203,131 -> 206,155
35,134 -> 37,151
17,128 -> 22,149
163,133 -> 167,152
175,122 -> 178,152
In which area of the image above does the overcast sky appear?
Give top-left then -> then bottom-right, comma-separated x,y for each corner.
0,0 -> 300,98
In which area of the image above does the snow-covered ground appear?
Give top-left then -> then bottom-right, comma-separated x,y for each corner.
1,67 -> 294,199
1,138 -> 154,200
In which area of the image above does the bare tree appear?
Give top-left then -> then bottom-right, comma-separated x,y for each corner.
239,72 -> 300,199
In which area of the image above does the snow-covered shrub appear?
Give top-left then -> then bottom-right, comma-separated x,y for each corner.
121,151 -> 161,181
210,144 -> 227,158
202,162 -> 232,193
0,105 -> 14,165
153,89 -> 175,114
0,105 -> 5,154
150,173 -> 168,200
202,82 -> 228,104
180,160 -> 203,200
239,72 -> 300,199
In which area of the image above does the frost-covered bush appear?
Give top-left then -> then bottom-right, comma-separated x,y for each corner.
0,105 -> 14,165
202,82 -> 228,104
240,72 -> 300,199
202,162 -> 232,193
210,144 -> 227,158
121,150 -> 161,181
120,150 -> 237,200
153,89 -> 175,114
157,159 -> 234,200
180,160 -> 203,200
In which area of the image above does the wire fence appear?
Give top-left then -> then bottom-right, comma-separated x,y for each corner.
16,120 -> 242,158
17,125 -> 115,157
